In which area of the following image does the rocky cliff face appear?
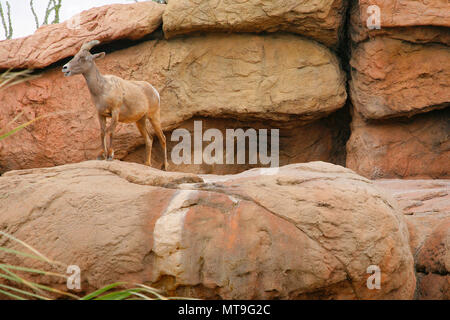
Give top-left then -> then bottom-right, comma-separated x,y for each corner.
0,161 -> 416,299
347,0 -> 450,179
376,179 -> 450,300
0,0 -> 448,300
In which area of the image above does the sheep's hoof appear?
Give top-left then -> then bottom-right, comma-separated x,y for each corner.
106,149 -> 114,161
97,153 -> 106,160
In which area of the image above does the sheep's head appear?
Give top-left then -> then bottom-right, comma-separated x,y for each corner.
62,40 -> 106,77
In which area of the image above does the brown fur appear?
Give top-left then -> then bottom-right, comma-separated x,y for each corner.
62,40 -> 168,170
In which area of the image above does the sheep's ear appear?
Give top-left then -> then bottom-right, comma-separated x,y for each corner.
93,52 -> 106,60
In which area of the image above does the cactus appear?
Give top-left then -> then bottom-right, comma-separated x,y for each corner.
0,1 -> 12,39
30,0 -> 63,29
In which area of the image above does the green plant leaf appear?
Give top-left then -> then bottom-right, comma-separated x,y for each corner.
80,282 -> 126,300
0,288 -> 26,300
0,264 -> 67,279
0,283 -> 51,300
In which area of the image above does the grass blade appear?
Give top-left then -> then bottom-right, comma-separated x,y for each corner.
0,266 -> 49,298
80,282 -> 126,300
0,247 -> 57,265
0,283 -> 50,300
0,264 -> 67,279
96,289 -> 135,300
0,267 -> 79,300
0,231 -> 65,267
0,288 -> 26,300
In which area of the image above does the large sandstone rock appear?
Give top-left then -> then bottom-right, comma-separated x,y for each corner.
414,219 -> 450,300
0,2 -> 165,70
406,215 -> 449,300
346,109 -> 450,179
358,0 -> 450,28
0,34 -> 347,174
350,37 -> 450,120
162,0 -> 347,47
0,161 -> 415,299
374,179 -> 450,216
123,113 -> 350,175
375,179 -> 450,300
350,0 -> 450,45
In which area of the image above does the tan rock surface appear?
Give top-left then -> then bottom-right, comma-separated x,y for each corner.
123,114 -> 350,175
374,179 -> 450,216
0,161 -> 416,299
0,34 -> 347,174
0,2 -> 165,70
350,37 -> 450,120
163,0 -> 346,47
346,109 -> 450,179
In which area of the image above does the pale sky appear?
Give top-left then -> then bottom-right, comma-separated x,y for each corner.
1,0 -> 147,40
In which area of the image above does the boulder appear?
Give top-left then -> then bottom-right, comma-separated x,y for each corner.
407,217 -> 450,300
162,0 -> 347,48
123,114 -> 350,175
0,2 -> 165,70
350,0 -> 450,45
0,34 -> 347,174
374,179 -> 450,216
350,37 -> 450,120
358,0 -> 449,29
374,178 -> 450,300
0,161 -> 415,299
346,109 -> 450,179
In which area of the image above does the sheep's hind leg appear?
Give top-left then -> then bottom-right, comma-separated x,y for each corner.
148,114 -> 168,171
136,117 -> 153,166
105,109 -> 119,161
97,114 -> 107,160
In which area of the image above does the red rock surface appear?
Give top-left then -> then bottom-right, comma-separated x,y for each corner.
350,37 -> 450,120
0,161 -> 416,299
350,0 -> 450,45
0,34 -> 346,174
375,179 -> 450,300
0,1 -> 165,70
374,179 -> 450,216
358,0 -> 450,28
346,109 -> 450,179
411,219 -> 450,300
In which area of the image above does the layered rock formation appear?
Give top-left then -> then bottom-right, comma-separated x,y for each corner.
0,1 -> 166,70
162,0 -> 347,48
350,38 -> 450,119
347,109 -> 450,179
347,0 -> 450,179
350,0 -> 450,44
0,24 -> 347,174
376,179 -> 450,300
0,0 -> 448,300
0,161 -> 416,299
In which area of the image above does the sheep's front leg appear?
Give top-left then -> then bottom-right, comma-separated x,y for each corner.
105,108 -> 119,161
97,114 -> 107,160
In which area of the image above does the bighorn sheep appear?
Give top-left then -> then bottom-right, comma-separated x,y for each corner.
62,40 -> 168,170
